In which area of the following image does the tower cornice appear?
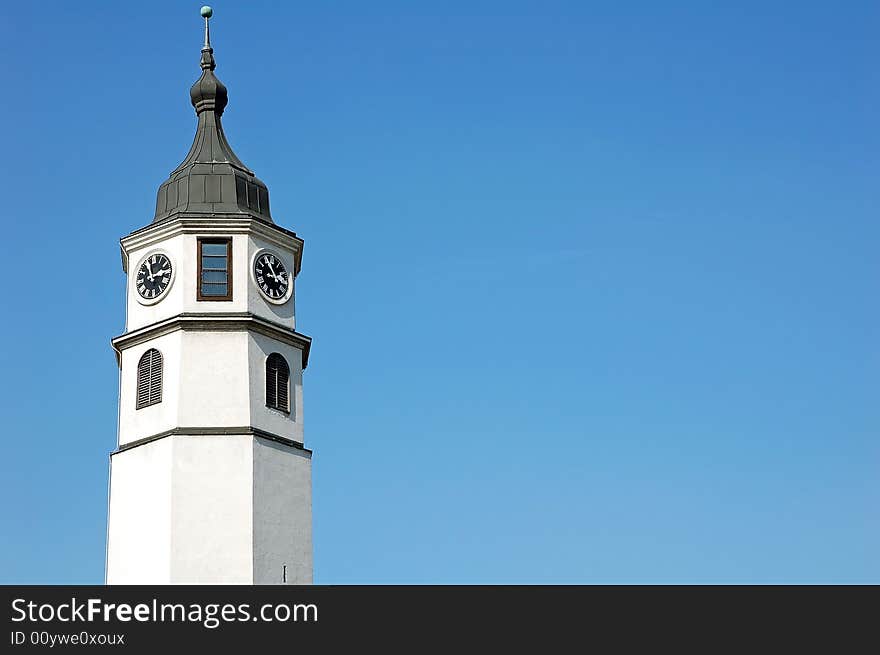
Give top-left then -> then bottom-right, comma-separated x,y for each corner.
111,428 -> 313,457
111,312 -> 312,369
120,215 -> 304,276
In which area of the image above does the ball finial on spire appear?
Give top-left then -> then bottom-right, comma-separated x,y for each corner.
201,6 -> 213,51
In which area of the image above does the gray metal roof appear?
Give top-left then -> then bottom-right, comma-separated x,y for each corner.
153,36 -> 272,224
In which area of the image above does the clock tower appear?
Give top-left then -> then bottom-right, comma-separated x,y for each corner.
105,8 -> 313,584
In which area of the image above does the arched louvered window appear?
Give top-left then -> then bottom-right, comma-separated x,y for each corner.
136,349 -> 163,409
266,353 -> 290,413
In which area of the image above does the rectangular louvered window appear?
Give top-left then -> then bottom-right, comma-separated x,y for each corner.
198,238 -> 233,301
136,348 -> 163,409
266,353 -> 290,413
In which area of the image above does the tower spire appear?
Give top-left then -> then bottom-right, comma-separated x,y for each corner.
152,5 -> 273,224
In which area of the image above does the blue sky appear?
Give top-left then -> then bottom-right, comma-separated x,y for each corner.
1,1 -> 877,583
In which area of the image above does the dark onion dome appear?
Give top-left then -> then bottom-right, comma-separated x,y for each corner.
154,8 -> 272,224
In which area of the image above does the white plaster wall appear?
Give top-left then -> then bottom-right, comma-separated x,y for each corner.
246,234 -> 295,329
118,331 -> 182,447
248,332 -> 304,443
252,438 -> 313,584
125,231 -> 297,333
108,435 -> 311,585
125,233 -> 188,333
169,435 -> 254,584
106,439 -> 172,584
118,329 -> 305,446
177,330 -> 251,428
126,234 -> 249,332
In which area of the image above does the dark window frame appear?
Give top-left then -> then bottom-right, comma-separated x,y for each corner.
136,348 -> 163,409
197,237 -> 233,301
266,353 -> 291,414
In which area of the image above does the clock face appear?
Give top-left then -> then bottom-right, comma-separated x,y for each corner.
254,251 -> 290,302
136,253 -> 173,300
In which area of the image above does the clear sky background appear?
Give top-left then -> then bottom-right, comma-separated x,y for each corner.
0,1 -> 877,583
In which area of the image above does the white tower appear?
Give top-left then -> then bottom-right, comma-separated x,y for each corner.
106,8 -> 313,584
